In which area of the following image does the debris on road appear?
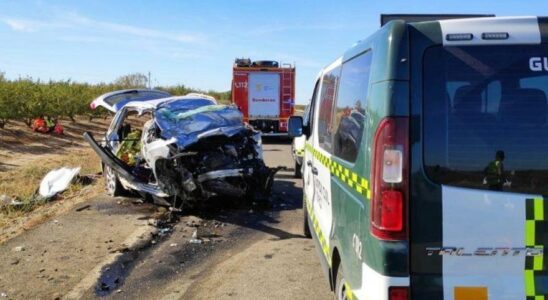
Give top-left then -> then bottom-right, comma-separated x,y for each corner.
75,204 -> 91,212
38,167 -> 81,199
189,229 -> 203,244
12,246 -> 25,252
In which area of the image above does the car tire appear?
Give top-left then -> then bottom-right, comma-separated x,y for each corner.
104,164 -> 124,197
294,161 -> 302,178
303,196 -> 312,238
334,264 -> 349,300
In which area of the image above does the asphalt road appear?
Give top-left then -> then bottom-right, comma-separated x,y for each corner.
0,140 -> 333,300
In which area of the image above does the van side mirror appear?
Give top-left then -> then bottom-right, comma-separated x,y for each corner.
288,116 -> 304,137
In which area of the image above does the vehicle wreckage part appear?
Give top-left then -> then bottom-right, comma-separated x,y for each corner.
84,132 -> 169,198
201,179 -> 247,198
196,169 -> 249,182
141,137 -> 175,179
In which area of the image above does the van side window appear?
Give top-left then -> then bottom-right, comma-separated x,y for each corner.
332,51 -> 373,162
306,80 -> 320,130
317,66 -> 341,153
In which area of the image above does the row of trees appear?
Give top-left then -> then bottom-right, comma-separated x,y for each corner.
0,72 -> 231,128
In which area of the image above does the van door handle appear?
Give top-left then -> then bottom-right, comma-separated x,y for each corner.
307,160 -> 313,167
311,167 -> 318,175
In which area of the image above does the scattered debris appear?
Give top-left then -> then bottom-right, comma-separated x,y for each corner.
10,257 -> 20,265
12,245 -> 25,252
189,229 -> 202,244
147,218 -> 159,227
170,243 -> 177,247
0,194 -> 24,209
158,227 -> 172,236
75,174 -> 98,186
0,194 -> 11,205
1,292 -> 7,298
38,167 -> 81,199
75,204 -> 91,212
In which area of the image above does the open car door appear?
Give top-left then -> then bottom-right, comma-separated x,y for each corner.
90,89 -> 171,113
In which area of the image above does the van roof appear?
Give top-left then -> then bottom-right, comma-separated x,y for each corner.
314,16 -> 548,87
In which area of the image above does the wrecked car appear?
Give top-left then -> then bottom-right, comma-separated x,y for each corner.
85,90 -> 277,208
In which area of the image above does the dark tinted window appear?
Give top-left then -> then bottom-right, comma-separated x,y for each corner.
424,45 -> 548,195
317,66 -> 341,152
332,51 -> 372,162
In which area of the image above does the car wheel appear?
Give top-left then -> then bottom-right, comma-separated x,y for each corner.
334,265 -> 349,300
104,165 -> 124,197
303,196 -> 312,238
294,161 -> 302,178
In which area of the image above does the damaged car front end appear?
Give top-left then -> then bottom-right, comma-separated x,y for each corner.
85,91 -> 277,208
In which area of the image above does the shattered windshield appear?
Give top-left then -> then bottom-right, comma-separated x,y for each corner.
155,102 -> 245,148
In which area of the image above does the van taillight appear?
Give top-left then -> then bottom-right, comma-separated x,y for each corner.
389,287 -> 409,300
371,117 -> 409,241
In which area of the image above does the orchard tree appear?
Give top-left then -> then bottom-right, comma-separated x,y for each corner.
114,73 -> 149,88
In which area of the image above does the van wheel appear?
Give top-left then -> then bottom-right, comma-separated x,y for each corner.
303,197 -> 312,238
294,161 -> 302,178
104,165 -> 124,197
334,265 -> 349,300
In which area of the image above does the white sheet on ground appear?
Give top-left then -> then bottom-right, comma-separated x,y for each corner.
39,167 -> 81,198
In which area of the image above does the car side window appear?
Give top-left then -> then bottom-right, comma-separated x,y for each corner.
332,51 -> 372,162
317,66 -> 341,153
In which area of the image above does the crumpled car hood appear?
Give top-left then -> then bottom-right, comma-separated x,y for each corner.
155,104 -> 246,149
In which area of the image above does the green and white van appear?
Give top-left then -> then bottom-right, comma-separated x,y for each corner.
288,15 -> 548,300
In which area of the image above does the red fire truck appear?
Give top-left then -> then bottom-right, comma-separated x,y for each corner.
232,59 -> 295,135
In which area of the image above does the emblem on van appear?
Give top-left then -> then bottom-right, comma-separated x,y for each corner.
529,57 -> 548,72
426,247 -> 543,257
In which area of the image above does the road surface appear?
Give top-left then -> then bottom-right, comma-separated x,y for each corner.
0,140 -> 333,300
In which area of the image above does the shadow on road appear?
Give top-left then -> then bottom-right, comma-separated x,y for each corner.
262,136 -> 292,145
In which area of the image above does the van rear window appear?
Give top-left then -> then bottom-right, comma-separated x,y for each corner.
423,45 -> 548,195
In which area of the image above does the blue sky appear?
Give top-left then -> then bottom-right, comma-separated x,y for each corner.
0,0 -> 546,104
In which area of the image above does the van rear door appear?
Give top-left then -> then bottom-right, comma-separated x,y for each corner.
410,23 -> 548,299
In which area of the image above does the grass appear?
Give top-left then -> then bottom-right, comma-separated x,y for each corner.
0,148 -> 102,227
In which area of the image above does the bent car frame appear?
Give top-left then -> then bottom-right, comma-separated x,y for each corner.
85,89 -> 277,208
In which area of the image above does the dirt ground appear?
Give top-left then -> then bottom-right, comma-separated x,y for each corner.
0,117 -> 111,243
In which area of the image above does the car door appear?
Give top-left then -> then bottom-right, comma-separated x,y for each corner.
310,61 -> 341,261
90,89 -> 171,112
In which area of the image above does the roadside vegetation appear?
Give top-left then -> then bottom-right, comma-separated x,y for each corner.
0,116 -> 111,242
0,72 -> 231,129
